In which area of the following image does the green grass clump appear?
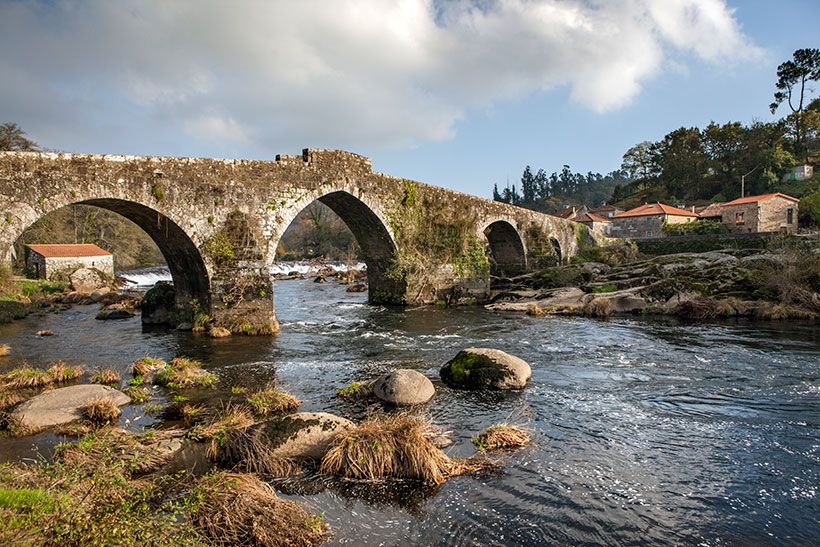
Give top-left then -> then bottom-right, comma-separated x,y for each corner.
246,388 -> 300,416
123,386 -> 149,404
156,358 -> 217,390
336,381 -> 371,399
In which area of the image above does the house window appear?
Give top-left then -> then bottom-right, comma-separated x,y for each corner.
735,211 -> 745,224
787,208 -> 794,224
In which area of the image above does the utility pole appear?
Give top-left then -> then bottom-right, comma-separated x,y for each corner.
741,166 -> 760,198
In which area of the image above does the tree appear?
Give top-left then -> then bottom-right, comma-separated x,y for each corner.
770,48 -> 820,161
621,141 -> 659,192
0,122 -> 39,151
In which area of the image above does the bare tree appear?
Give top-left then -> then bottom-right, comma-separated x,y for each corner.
0,122 -> 39,151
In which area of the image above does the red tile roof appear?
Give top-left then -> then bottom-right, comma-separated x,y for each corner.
26,244 -> 111,258
571,212 -> 611,223
721,192 -> 799,206
614,202 -> 698,218
697,202 -> 725,217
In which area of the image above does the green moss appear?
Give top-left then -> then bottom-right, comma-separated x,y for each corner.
336,381 -> 371,399
202,231 -> 235,264
150,183 -> 165,201
453,235 -> 490,277
592,283 -> 618,294
441,351 -> 511,389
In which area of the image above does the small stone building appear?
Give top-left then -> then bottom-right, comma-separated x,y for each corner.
25,244 -> 114,279
609,202 -> 698,238
571,211 -> 611,235
718,193 -> 799,234
588,203 -> 623,219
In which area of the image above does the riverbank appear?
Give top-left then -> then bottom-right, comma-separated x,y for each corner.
487,239 -> 820,320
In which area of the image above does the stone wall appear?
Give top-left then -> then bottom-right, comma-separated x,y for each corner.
26,253 -> 114,279
721,203 -> 759,234
609,215 -> 665,238
759,198 -> 798,233
0,149 -> 586,331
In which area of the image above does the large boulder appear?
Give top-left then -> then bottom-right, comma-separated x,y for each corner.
441,348 -> 531,390
96,303 -> 137,320
69,268 -> 110,294
262,412 -> 354,460
372,369 -> 435,405
11,384 -> 130,431
141,282 -> 176,325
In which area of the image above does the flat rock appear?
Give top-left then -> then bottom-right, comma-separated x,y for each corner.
485,287 -> 585,312
262,411 -> 354,460
11,384 -> 131,431
441,348 -> 531,390
372,369 -> 435,405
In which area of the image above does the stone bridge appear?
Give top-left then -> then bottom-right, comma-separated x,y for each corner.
0,149 -> 587,334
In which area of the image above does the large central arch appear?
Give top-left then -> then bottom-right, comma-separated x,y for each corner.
276,190 -> 407,304
13,198 -> 210,313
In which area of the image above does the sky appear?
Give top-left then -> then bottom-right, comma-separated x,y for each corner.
1,0 -> 818,198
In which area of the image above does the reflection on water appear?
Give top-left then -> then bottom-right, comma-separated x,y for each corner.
1,279 -> 818,545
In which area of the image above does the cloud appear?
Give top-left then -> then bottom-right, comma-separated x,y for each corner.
0,0 -> 761,154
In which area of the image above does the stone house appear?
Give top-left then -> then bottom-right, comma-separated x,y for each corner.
570,211 -> 611,235
25,243 -> 114,279
718,193 -> 799,234
554,204 -> 588,219
609,202 -> 698,238
587,203 -> 623,219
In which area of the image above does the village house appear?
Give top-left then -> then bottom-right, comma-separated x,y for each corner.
609,202 -> 698,238
717,193 -> 799,234
553,204 -> 588,219
25,243 -> 114,280
570,211 -> 611,235
781,164 -> 813,182
587,203 -> 623,218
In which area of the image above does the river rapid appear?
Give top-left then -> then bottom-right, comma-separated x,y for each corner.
0,271 -> 818,546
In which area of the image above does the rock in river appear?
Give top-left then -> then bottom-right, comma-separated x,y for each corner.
262,411 -> 353,460
441,348 -> 531,390
11,384 -> 131,431
372,369 -> 435,405
69,267 -> 110,294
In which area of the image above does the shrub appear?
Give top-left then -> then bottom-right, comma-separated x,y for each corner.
662,220 -> 728,236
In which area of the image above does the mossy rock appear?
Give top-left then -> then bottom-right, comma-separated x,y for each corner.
140,282 -> 176,325
440,348 -> 531,390
261,412 -> 354,460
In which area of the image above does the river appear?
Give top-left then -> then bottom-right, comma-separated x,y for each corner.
1,271 -> 818,545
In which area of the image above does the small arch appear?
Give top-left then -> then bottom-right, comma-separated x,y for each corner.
549,237 -> 563,265
14,198 -> 210,312
483,220 -> 526,277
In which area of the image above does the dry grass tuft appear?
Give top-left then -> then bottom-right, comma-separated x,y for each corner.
122,386 -> 149,404
674,297 -> 735,319
55,428 -> 182,476
82,398 -> 122,426
189,405 -> 256,459
525,303 -> 545,317
189,471 -> 329,547
217,425 -> 302,477
247,387 -> 300,416
131,356 -> 166,378
54,421 -> 94,437
0,344 -> 10,357
156,357 -> 217,389
90,368 -> 121,386
0,362 -> 82,389
473,424 -> 532,451
0,389 -> 27,411
583,297 -> 613,317
320,414 -> 498,486
46,361 -> 83,383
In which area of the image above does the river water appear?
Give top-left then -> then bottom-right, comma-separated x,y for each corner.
1,273 -> 818,545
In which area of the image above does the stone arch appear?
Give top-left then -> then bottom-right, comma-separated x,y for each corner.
549,237 -> 563,265
275,189 -> 407,304
483,220 -> 527,277
10,198 -> 210,313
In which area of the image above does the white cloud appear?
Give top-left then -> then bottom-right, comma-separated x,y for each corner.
0,0 -> 761,153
